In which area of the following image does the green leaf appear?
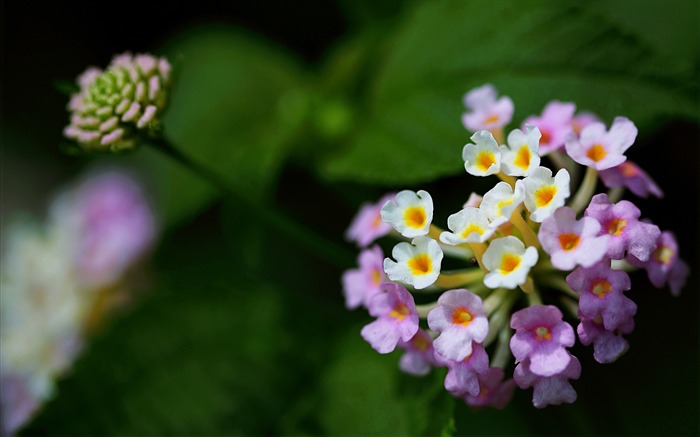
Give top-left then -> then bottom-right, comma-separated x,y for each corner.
320,0 -> 699,185
319,329 -> 454,436
122,25 -> 309,228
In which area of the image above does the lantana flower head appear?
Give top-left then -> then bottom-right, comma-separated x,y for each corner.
342,245 -> 386,309
397,329 -> 437,376
462,130 -> 502,177
538,207 -> 609,271
522,101 -> 575,155
64,52 -> 171,152
427,289 -> 489,361
439,207 -> 495,245
482,236 -> 538,289
480,182 -> 525,228
522,166 -> 570,222
499,125 -> 541,176
599,161 -> 663,199
564,117 -> 638,170
381,190 -> 433,238
346,193 -> 395,247
510,305 -> 575,377
361,283 -> 419,354
461,84 -> 514,132
566,261 -> 637,331
627,231 -> 689,296
384,236 -> 443,289
584,193 -> 660,261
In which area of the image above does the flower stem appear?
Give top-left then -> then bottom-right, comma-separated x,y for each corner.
510,208 -> 539,249
607,186 -> 625,203
570,166 -> 598,214
148,137 -> 355,269
435,269 -> 484,289
491,327 -> 514,369
416,302 -> 438,319
467,242 -> 488,272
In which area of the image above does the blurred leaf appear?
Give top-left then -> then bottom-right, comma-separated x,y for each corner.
121,25 -> 309,228
319,329 -> 454,436
320,0 -> 699,185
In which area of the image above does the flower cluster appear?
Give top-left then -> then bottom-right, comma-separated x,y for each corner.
64,52 -> 171,152
0,170 -> 156,434
343,84 -> 688,409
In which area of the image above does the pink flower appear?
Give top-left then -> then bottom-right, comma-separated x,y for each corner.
510,305 -> 575,377
461,84 -> 514,132
571,112 -> 600,135
627,231 -> 689,296
566,261 -> 637,331
523,101 -> 576,155
427,289 -> 489,361
345,193 -> 394,247
435,343 -> 489,397
397,329 -> 438,376
599,161 -> 663,199
564,117 -> 637,170
538,207 -> 609,270
514,354 -> 581,408
584,193 -> 660,261
463,367 -> 516,409
361,283 -> 419,354
341,245 -> 386,309
52,171 -> 156,288
577,316 -> 633,364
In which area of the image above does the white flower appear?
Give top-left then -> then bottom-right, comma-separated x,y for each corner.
384,237 -> 444,289
462,130 -> 502,176
480,181 -> 525,228
439,207 -> 495,245
381,190 -> 433,238
499,125 -> 541,177
482,236 -> 538,289
522,167 -> 571,223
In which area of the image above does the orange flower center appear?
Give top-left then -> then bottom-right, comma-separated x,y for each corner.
586,144 -> 607,162
451,307 -> 474,326
500,254 -> 521,273
408,254 -> 432,275
412,335 -> 430,351
514,145 -> 531,169
535,186 -> 556,207
607,218 -> 627,236
591,278 -> 612,298
558,233 -> 581,251
483,114 -> 500,125
404,206 -> 426,228
540,129 -> 552,145
390,302 -> 410,321
476,152 -> 496,172
620,162 -> 638,177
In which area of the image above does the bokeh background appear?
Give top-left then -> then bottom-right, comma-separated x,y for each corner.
2,0 -> 698,435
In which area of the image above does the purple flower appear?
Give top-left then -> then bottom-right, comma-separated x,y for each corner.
599,161 -> 663,198
584,193 -> 660,261
564,117 -> 637,170
566,261 -> 637,330
538,207 -> 609,270
0,373 -> 41,436
52,171 -> 156,288
571,112 -> 600,135
345,193 -> 394,247
427,289 -> 489,361
361,283 -> 419,354
510,305 -> 575,377
463,367 -> 516,409
627,231 -> 689,296
397,329 -> 438,376
514,355 -> 581,408
577,316 -> 633,364
461,84 -> 514,132
435,343 -> 489,397
523,101 -> 576,155
342,245 -> 386,309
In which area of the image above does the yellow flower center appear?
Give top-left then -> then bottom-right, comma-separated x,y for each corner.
591,278 -> 612,298
460,224 -> 484,239
476,152 -> 496,172
451,307 -> 474,326
586,144 -> 607,162
535,186 -> 556,208
371,269 -> 382,285
483,114 -> 500,125
496,198 -> 514,216
412,335 -> 430,352
514,145 -> 531,170
535,326 -> 552,341
653,245 -> 674,265
558,233 -> 581,251
500,254 -> 521,274
607,218 -> 627,236
404,206 -> 426,228
408,254 -> 432,276
390,302 -> 410,321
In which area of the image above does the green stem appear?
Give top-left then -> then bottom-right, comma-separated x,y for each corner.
491,327 -> 514,369
416,302 -> 438,319
148,137 -> 355,269
570,166 -> 598,214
